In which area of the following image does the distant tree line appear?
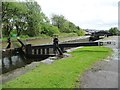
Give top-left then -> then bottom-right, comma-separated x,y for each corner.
2,1 -> 85,38
108,27 -> 120,36
51,14 -> 85,36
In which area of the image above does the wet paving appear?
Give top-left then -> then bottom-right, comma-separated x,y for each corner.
80,36 -> 119,88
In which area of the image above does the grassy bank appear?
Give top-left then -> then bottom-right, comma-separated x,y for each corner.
1,33 -> 81,48
1,33 -> 78,41
3,46 -> 112,88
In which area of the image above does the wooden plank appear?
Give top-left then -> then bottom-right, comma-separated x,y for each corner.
38,49 -> 41,54
32,44 -> 53,49
60,47 -> 64,52
31,42 -> 99,49
46,48 -> 49,54
59,42 -> 99,47
25,44 -> 32,55
34,49 -> 37,54
42,48 -> 45,55
17,38 -> 26,47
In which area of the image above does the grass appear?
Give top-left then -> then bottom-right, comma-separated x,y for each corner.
3,46 -> 112,88
0,84 -> 2,90
59,33 -> 78,37
1,33 -> 78,41
1,33 -> 81,48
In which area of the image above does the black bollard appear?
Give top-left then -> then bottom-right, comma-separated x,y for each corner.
53,36 -> 63,55
6,37 -> 11,49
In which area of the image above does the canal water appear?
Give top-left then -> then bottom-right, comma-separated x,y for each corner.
1,36 -> 90,74
2,53 -> 26,74
1,50 -> 51,74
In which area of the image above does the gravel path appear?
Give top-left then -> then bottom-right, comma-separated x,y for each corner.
80,36 -> 119,88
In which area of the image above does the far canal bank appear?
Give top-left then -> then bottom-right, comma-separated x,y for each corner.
1,36 -> 90,49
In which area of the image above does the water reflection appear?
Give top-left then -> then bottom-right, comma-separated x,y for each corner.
1,50 -> 49,74
1,37 -> 90,74
2,53 -> 27,74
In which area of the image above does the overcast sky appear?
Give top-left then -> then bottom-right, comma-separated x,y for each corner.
35,0 -> 119,30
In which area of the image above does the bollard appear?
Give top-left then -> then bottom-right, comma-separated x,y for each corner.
25,44 -> 32,55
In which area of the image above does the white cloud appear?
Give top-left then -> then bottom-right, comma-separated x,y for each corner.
35,0 -> 119,30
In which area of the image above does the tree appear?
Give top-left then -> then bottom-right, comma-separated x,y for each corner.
51,14 -> 66,32
2,1 -> 50,37
2,1 -> 85,38
2,2 -> 14,37
25,1 -> 44,36
76,29 -> 85,36
41,23 -> 60,36
109,27 -> 119,35
2,2 -> 28,37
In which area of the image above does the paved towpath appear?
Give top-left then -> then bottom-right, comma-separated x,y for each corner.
80,36 -> 119,88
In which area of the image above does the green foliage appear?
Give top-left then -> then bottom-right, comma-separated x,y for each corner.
109,27 -> 119,35
41,24 -> 60,36
0,84 -> 2,90
2,2 -> 28,37
118,30 -> 120,36
76,29 -> 85,36
61,21 -> 70,33
51,14 -> 66,29
51,14 -> 85,36
25,2 -> 46,36
49,26 -> 60,36
2,1 -> 85,38
2,1 -> 49,37
59,33 -> 78,37
19,35 -> 29,38
3,46 -> 112,88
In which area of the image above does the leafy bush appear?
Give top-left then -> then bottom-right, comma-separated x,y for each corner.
76,29 -> 85,36
109,27 -> 119,35
19,35 -> 29,38
41,24 -> 60,37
